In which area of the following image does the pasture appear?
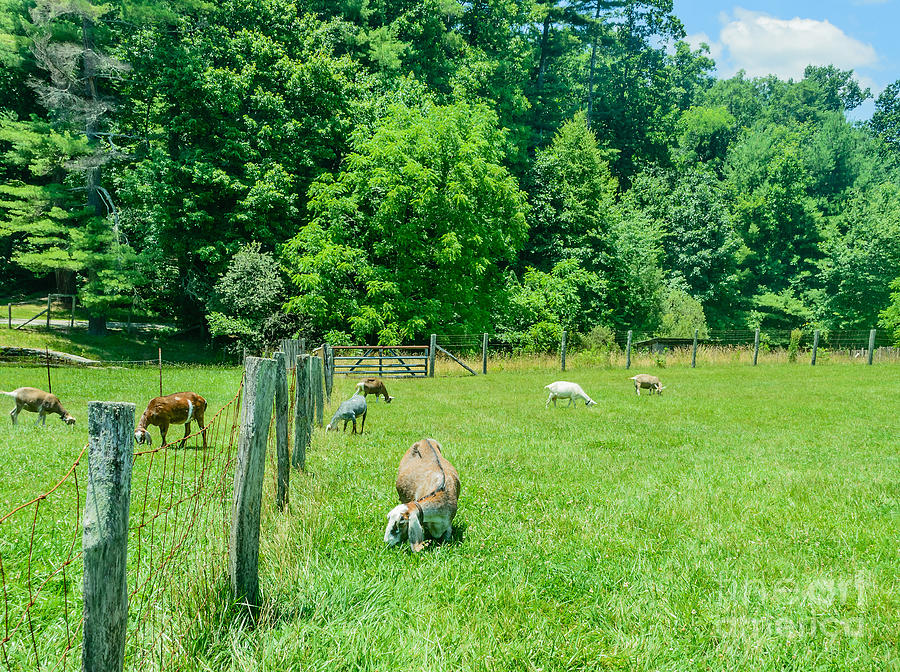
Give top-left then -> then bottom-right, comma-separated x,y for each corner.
0,362 -> 898,670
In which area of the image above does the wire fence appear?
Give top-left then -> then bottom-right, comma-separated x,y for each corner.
0,377 -> 246,671
431,328 -> 895,354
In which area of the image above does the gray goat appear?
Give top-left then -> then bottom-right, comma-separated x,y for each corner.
326,394 -> 368,434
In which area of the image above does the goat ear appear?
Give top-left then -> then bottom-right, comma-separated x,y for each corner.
408,507 -> 425,552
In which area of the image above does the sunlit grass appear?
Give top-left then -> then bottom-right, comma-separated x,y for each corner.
0,361 -> 898,670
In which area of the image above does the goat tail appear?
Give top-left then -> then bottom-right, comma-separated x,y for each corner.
0,390 -> 15,397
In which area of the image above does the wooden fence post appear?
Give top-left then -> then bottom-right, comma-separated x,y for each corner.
625,330 -> 633,369
8,303 -> 11,329
429,334 -> 437,377
292,355 -> 312,470
70,296 -> 76,329
753,328 -> 760,366
811,329 -> 820,366
482,333 -> 488,375
691,329 -> 698,368
323,344 -> 333,402
46,295 -> 51,330
274,352 -> 289,512
560,330 -> 567,372
300,338 -> 306,354
229,356 -> 276,608
867,329 -> 876,365
311,356 -> 324,427
82,401 -> 135,672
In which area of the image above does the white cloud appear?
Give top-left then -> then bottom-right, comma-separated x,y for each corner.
709,8 -> 879,80
685,31 -> 725,65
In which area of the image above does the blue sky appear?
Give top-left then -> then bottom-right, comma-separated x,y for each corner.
673,1 -> 899,112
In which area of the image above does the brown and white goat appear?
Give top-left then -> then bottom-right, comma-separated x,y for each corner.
354,377 -> 394,403
135,392 -> 207,448
1,387 -> 76,426
384,439 -> 460,552
630,374 -> 666,396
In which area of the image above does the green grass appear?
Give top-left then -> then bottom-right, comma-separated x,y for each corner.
1,327 -> 230,363
0,362 -> 898,670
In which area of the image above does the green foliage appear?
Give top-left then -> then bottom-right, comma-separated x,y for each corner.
871,80 -> 900,157
788,328 -> 803,363
878,278 -> 900,346
0,0 -> 897,339
627,165 -> 738,325
658,282 -> 708,338
283,102 -> 527,342
819,183 -> 900,328
207,242 -> 284,352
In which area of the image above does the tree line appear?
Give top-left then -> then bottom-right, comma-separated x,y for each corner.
2,0 -> 899,348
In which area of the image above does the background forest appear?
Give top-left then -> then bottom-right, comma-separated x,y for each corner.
2,0 -> 900,349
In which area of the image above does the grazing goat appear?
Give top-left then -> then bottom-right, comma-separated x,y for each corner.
544,381 -> 596,408
354,377 -> 394,403
135,392 -> 207,448
385,438 -> 460,552
326,394 -> 367,434
630,374 -> 665,396
1,387 -> 76,426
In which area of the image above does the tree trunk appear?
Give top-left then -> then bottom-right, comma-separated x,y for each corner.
586,1 -> 602,124
536,9 -> 552,95
88,315 -> 107,335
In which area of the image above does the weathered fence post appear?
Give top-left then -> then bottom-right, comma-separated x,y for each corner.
292,355 -> 312,470
753,328 -> 760,366
323,344 -> 333,402
429,334 -> 437,377
82,401 -> 135,672
299,338 -> 306,355
46,295 -> 51,330
70,296 -> 76,329
274,352 -> 289,511
7,303 -> 11,329
811,329 -> 820,366
691,329 -> 698,368
867,329 -> 876,365
311,356 -> 324,427
560,330 -> 567,372
625,330 -> 633,369
482,333 -> 489,375
229,356 -> 276,608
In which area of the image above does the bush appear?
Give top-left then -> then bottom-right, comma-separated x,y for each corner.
207,243 -> 284,354
788,328 -> 803,363
510,321 -> 562,354
658,282 -> 709,338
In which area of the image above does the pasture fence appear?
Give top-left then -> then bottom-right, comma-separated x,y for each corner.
315,328 -> 895,383
0,341 -> 323,671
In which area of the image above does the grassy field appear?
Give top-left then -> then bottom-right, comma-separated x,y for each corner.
1,326 -> 230,363
0,361 -> 898,670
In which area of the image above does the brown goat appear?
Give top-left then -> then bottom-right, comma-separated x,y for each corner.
2,387 -> 76,426
135,392 -> 207,448
354,377 -> 394,403
384,439 -> 460,552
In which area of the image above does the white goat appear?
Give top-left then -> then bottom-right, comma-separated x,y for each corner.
385,438 -> 460,552
544,381 -> 596,408
2,387 -> 76,426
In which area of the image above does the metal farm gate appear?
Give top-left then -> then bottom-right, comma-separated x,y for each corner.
331,345 -> 429,378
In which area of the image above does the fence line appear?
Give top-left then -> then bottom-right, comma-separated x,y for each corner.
0,375 -> 248,670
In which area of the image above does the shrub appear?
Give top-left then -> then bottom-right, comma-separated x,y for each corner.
788,328 -> 803,362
